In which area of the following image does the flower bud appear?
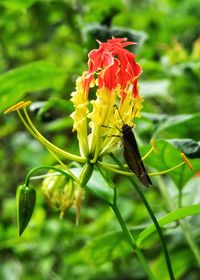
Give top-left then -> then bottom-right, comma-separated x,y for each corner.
16,184 -> 36,236
41,170 -> 82,219
80,163 -> 94,187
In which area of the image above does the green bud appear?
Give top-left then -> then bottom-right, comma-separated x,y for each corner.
80,163 -> 94,188
41,171 -> 78,218
16,184 -> 36,236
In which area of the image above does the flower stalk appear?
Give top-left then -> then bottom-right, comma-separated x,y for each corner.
110,153 -> 175,280
112,199 -> 156,280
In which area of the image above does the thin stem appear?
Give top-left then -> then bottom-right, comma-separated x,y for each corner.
178,164 -> 185,208
112,190 -> 156,280
18,109 -> 86,163
25,165 -> 79,186
98,160 -> 185,177
142,146 -> 154,161
110,153 -> 175,280
30,172 -> 61,180
178,189 -> 182,208
46,148 -> 79,183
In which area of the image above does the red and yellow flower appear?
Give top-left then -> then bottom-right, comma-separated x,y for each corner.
71,37 -> 144,161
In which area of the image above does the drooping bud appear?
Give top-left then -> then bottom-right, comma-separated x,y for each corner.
16,184 -> 36,236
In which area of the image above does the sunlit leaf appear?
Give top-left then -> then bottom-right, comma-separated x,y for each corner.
153,113 -> 200,140
136,204 -> 200,246
0,0 -> 37,12
168,138 -> 200,159
142,139 -> 199,188
0,61 -> 66,113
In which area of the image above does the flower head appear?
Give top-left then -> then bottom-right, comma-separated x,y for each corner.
71,37 -> 143,161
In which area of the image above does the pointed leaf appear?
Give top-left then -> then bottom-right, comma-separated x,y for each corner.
153,113 -> 200,140
0,61 -> 65,113
65,204 -> 200,265
136,204 -> 200,247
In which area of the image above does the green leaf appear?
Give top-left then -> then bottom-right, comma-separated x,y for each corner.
153,112 -> 200,140
168,138 -> 200,159
152,249 -> 193,280
71,168 -> 115,205
0,61 -> 66,113
0,0 -> 38,12
44,117 -> 73,132
16,184 -> 36,236
136,204 -> 200,247
142,139 -> 199,188
65,231 -> 131,266
36,99 -> 73,121
65,204 -> 200,265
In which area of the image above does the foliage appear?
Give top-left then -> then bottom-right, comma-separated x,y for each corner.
0,0 -> 200,280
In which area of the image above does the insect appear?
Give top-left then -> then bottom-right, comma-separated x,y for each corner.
114,105 -> 152,188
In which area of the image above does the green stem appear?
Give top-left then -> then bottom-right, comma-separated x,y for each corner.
178,189 -> 182,208
130,178 -> 175,280
25,165 -> 79,186
18,109 -> 86,164
112,190 -> 156,280
178,164 -> 185,208
156,175 -> 200,267
110,154 -> 175,280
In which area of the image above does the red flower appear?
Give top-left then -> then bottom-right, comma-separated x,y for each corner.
83,37 -> 142,102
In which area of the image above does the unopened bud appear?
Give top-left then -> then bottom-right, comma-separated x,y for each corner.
16,184 -> 36,236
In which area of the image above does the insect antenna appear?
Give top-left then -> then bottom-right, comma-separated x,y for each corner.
113,104 -> 125,126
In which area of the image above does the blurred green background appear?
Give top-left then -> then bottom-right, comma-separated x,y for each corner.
0,0 -> 200,279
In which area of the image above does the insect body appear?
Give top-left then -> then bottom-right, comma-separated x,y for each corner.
121,124 -> 152,188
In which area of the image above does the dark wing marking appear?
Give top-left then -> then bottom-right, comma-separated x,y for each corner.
123,134 -> 152,188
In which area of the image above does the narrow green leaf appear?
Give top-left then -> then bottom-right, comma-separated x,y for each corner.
16,184 -> 36,236
136,204 -> 200,247
0,61 -> 66,113
65,205 -> 200,266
